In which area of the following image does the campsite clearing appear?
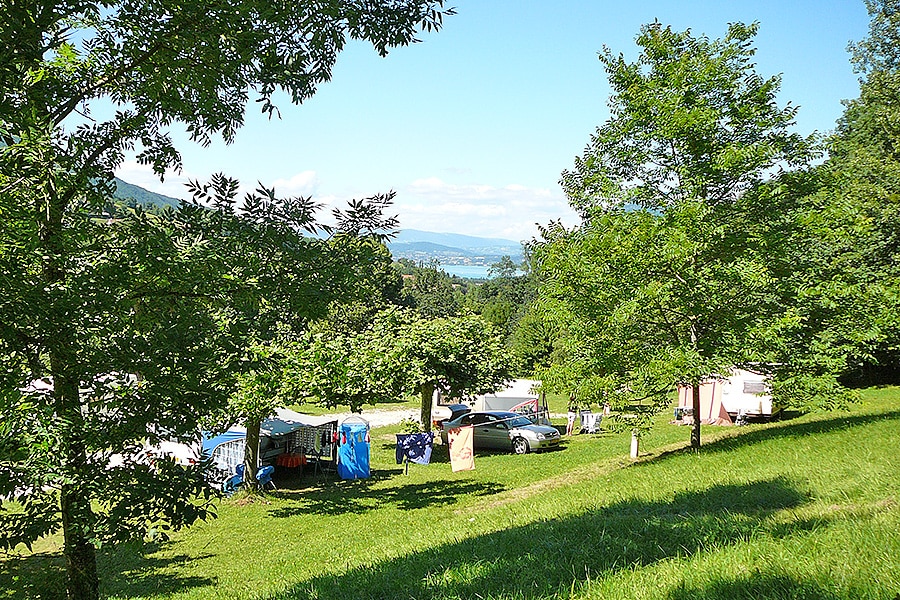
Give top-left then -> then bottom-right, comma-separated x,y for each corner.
3,387 -> 899,600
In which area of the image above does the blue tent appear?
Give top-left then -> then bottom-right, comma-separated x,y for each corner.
200,409 -> 337,472
201,430 -> 246,456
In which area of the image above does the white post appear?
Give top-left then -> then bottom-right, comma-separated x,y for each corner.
630,430 -> 640,458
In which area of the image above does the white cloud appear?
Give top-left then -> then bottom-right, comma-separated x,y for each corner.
398,178 -> 579,240
115,160 -> 194,199
115,164 -> 579,240
117,162 -> 325,207
270,171 -> 319,197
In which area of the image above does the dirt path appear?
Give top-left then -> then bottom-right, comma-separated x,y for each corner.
327,406 -> 454,428
327,407 -> 568,428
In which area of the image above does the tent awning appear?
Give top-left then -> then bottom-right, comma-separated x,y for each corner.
202,408 -> 338,454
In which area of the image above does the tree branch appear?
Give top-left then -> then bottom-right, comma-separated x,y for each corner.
49,4 -> 210,125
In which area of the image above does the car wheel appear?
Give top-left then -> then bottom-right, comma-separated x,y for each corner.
512,437 -> 529,455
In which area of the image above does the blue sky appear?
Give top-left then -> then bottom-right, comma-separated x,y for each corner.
117,1 -> 871,242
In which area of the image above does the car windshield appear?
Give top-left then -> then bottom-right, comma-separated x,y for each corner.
507,416 -> 534,428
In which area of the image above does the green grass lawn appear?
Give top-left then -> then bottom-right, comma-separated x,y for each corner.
5,388 -> 900,599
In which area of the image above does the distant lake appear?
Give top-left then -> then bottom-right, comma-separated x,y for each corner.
439,264 -> 491,279
439,264 -> 524,279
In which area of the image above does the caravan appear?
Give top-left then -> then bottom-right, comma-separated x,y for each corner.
435,379 -> 551,427
677,368 -> 781,423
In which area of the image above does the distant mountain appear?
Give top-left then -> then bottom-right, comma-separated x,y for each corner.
111,178 -> 524,265
391,229 -> 521,249
387,230 -> 524,265
113,178 -> 183,208
393,241 -> 465,255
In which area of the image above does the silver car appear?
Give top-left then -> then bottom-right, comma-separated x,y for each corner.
440,410 -> 561,454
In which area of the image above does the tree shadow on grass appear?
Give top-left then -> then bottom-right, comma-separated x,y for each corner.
272,465 -> 402,491
694,409 -> 900,457
260,476 -> 821,599
99,545 -> 215,600
0,550 -> 66,600
0,544 -> 214,600
666,571 -> 855,600
269,478 -> 506,518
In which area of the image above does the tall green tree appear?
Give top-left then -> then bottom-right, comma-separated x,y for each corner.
294,309 -> 414,413
534,22 -> 814,448
467,258 -> 534,338
399,260 -> 463,318
488,255 -> 518,278
394,311 -> 513,431
743,0 -> 900,399
0,202 -> 226,595
292,308 -> 511,430
805,0 -> 900,386
0,2 -> 453,598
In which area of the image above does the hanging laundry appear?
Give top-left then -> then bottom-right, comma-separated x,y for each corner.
314,429 -> 323,453
337,421 -> 370,480
395,432 -> 434,466
447,425 -> 475,472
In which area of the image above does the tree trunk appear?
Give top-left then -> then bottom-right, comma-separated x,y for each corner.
243,418 -> 261,491
691,381 -> 701,449
40,124 -> 100,598
420,381 -> 435,432
53,366 -> 99,600
60,486 -> 99,600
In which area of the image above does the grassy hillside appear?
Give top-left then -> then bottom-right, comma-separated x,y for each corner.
5,388 -> 899,599
113,178 -> 182,209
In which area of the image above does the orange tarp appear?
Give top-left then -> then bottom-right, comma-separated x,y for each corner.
276,453 -> 306,468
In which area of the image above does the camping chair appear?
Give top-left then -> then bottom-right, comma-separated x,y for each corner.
256,465 -> 276,490
223,464 -> 244,496
580,410 -> 600,434
222,463 -> 277,494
